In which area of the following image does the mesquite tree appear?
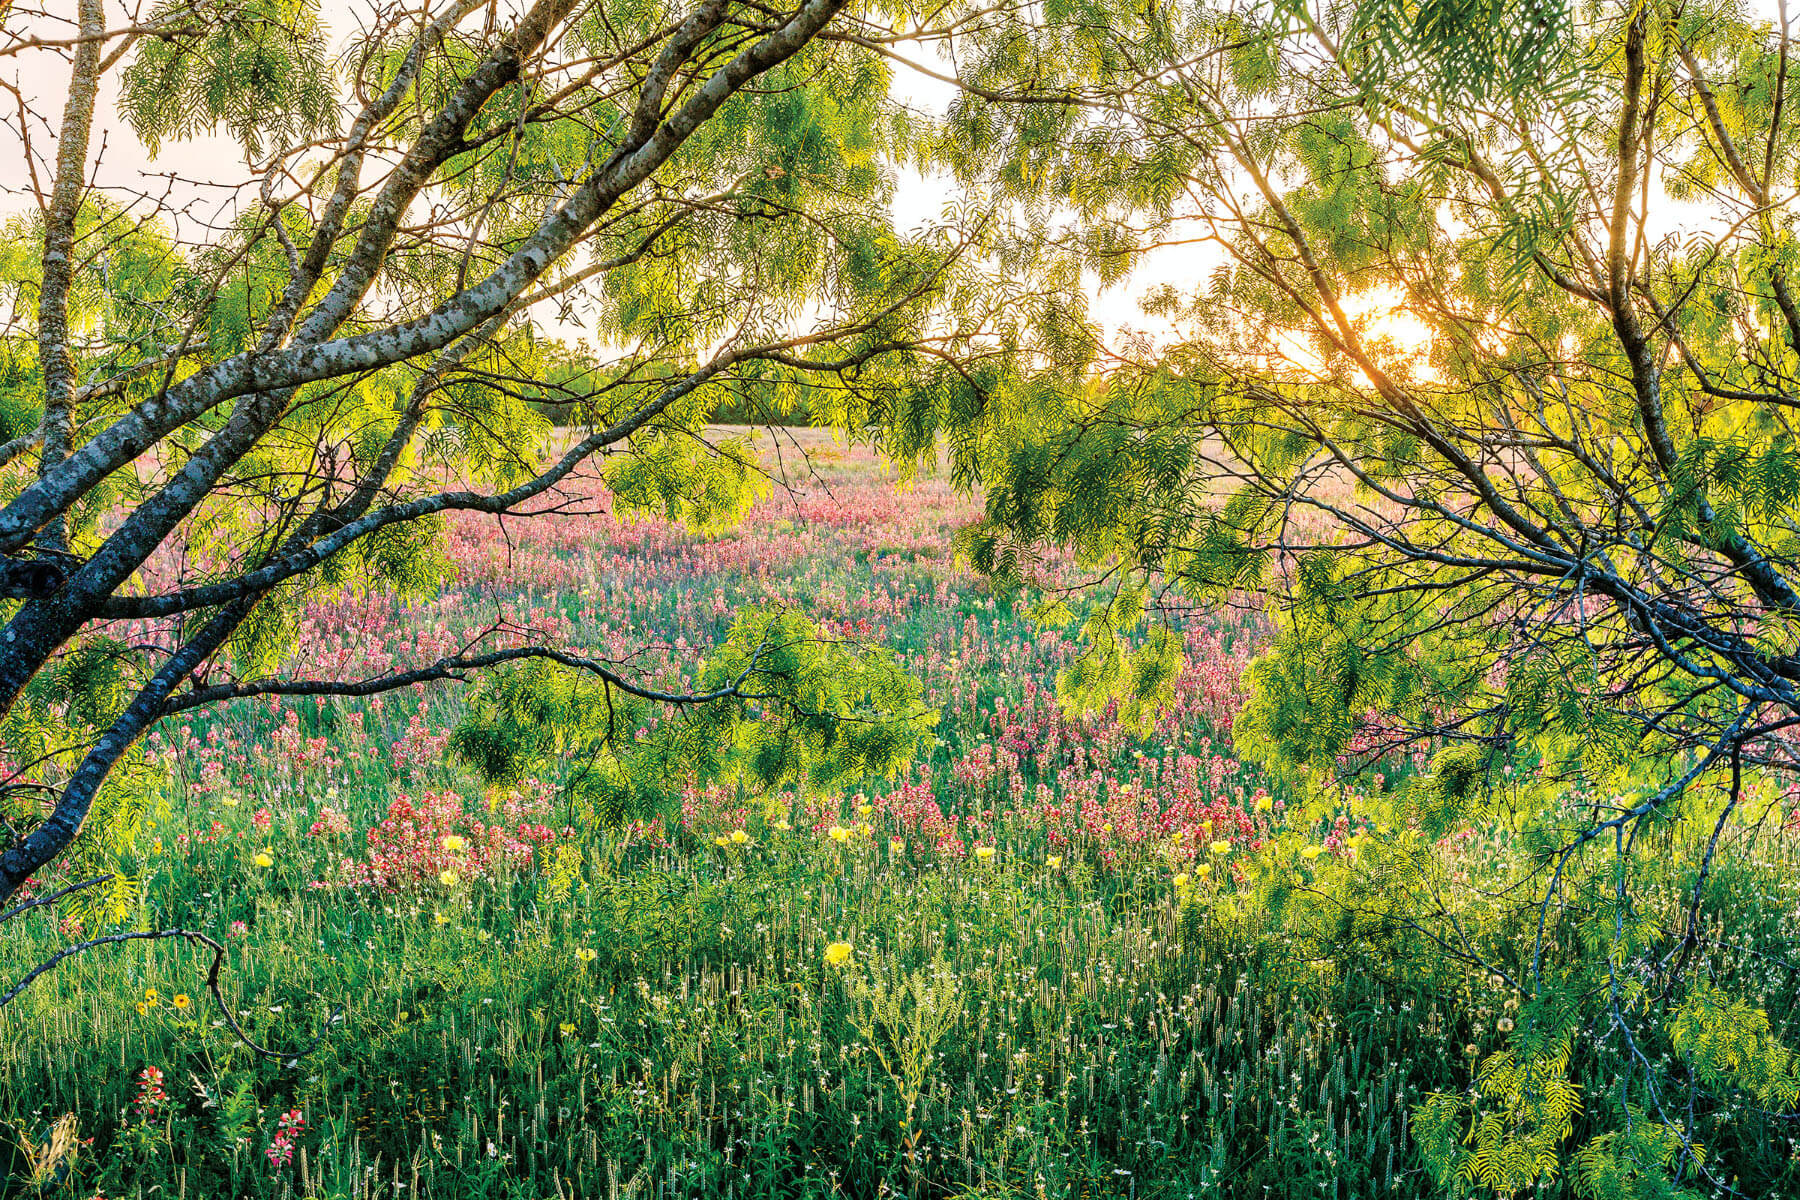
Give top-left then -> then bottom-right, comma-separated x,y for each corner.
0,0 -> 1067,908
911,0 -> 1800,1190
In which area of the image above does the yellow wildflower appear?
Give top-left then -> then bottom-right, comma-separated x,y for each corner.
1173,872 -> 1190,888
442,835 -> 466,852
974,846 -> 996,862
827,825 -> 850,842
1209,841 -> 1231,855
253,850 -> 273,868
438,869 -> 458,886
857,804 -> 873,818
1196,863 -> 1212,879
433,911 -> 451,926
1046,855 -> 1062,869
172,994 -> 191,1011
730,829 -> 749,844
575,948 -> 597,963
1255,795 -> 1274,812
559,1022 -> 576,1035
713,835 -> 729,848
1301,845 -> 1323,861
824,941 -> 854,967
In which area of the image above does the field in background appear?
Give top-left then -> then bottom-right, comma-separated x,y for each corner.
0,436 -> 1503,1199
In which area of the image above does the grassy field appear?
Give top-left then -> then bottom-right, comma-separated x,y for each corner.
3,435 -> 1793,1199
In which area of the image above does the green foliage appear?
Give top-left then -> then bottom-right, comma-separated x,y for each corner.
121,0 -> 335,157
605,430 -> 768,535
16,0 -> 1800,1197
667,607 -> 938,792
452,608 -> 936,830
59,873 -> 144,932
1670,982 -> 1800,1110
1417,1000 -> 1583,1196
450,657 -> 628,788
1572,1113 -> 1702,1200
1333,0 -> 1579,103
843,953 -> 965,1157
1049,581 -> 1186,731
923,29 -> 1800,1200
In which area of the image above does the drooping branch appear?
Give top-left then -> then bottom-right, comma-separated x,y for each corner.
161,642 -> 776,714
0,0 -> 867,905
0,923 -> 340,1063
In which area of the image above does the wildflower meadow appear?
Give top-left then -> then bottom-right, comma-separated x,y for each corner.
10,1 -> 1800,1193
3,432 -> 1797,1199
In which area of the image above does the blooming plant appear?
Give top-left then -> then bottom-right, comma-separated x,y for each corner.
264,1110 -> 304,1171
7,438 -> 1775,1200
131,1068 -> 167,1122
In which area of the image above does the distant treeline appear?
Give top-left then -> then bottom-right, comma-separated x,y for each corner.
704,397 -> 822,427
525,348 -> 823,427
530,398 -> 822,427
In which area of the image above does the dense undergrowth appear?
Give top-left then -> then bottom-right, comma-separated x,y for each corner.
3,439 -> 1798,1199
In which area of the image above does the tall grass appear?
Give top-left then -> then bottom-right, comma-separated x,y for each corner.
5,437 -> 1798,1198
3,831 -> 1492,1198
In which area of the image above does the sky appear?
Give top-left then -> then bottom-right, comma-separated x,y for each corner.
2,0 -> 1199,348
2,0 -> 1787,356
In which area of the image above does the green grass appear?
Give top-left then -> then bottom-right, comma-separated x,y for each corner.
6,444 -> 1800,1199
2,837 -> 1481,1199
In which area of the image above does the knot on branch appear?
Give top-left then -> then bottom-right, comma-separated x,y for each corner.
0,551 -> 80,600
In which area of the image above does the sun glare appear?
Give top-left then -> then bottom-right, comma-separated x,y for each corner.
1265,285 -> 1440,386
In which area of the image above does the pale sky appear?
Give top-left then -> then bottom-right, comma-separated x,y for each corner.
1,0 -> 1193,349
2,0 -> 1786,356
